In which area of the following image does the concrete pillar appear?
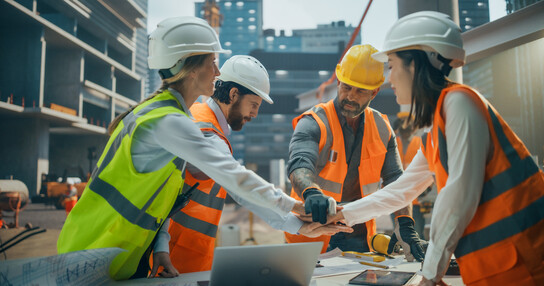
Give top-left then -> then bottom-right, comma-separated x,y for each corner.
397,0 -> 463,83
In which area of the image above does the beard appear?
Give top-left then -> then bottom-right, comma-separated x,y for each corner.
339,99 -> 370,118
228,98 -> 251,131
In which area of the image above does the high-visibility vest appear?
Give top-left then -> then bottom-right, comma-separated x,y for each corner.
397,135 -> 422,205
285,100 -> 392,253
168,102 -> 231,273
397,136 -> 421,169
57,90 -> 187,280
421,84 -> 544,285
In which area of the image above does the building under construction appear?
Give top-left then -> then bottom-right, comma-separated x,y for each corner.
0,0 -> 149,195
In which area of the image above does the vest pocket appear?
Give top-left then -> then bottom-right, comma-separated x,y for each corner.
457,240 -> 518,284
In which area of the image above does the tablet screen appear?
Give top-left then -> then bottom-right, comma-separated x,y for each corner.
348,269 -> 415,285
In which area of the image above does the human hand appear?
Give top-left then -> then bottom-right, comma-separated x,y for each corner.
292,201 -> 306,216
302,188 -> 331,224
388,216 -> 426,262
149,251 -> 180,278
326,209 -> 346,225
295,204 -> 344,223
297,221 -> 353,238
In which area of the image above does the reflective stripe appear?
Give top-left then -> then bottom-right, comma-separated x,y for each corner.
438,128 -> 449,174
314,107 -> 338,191
171,210 -> 218,238
89,175 -> 168,231
196,121 -> 222,135
372,110 -> 391,147
455,196 -> 544,258
480,107 -> 540,205
362,182 -> 380,196
183,183 -> 225,211
315,176 -> 342,194
173,157 -> 187,173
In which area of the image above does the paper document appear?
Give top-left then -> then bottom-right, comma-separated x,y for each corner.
313,248 -> 405,278
0,247 -> 124,286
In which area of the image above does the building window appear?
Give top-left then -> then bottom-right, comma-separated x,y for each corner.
279,44 -> 286,50
224,41 -> 232,47
237,17 -> 243,22
275,70 -> 288,76
266,36 -> 274,42
249,9 -> 255,14
224,2 -> 232,7
236,1 -> 244,7
249,17 -> 255,22
249,25 -> 256,30
318,70 -> 329,76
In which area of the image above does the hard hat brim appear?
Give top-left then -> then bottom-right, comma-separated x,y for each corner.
218,73 -> 273,104
371,51 -> 388,63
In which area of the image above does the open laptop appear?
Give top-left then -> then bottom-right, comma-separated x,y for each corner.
206,242 -> 322,286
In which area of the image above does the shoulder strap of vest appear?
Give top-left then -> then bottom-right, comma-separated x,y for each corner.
190,102 -> 233,153
293,102 -> 331,152
368,108 -> 392,147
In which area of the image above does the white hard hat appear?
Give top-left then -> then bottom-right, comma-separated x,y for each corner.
148,16 -> 230,71
217,55 -> 273,104
372,11 -> 465,72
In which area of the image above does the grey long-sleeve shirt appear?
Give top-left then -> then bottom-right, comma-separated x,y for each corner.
287,98 -> 403,203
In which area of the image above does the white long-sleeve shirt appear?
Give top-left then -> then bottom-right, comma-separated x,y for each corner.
341,90 -> 490,281
128,89 -> 297,252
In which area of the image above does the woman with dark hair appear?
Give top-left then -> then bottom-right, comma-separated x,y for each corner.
330,11 -> 544,285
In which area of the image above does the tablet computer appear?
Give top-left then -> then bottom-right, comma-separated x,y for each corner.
348,269 -> 415,285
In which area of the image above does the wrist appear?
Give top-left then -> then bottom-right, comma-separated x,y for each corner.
396,215 -> 415,225
301,187 -> 322,200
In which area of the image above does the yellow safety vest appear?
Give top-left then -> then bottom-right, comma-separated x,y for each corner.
57,90 -> 187,280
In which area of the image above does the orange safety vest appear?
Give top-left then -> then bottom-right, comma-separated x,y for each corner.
397,135 -> 422,169
168,102 -> 232,273
421,84 -> 544,286
285,100 -> 392,253
397,135 -> 422,205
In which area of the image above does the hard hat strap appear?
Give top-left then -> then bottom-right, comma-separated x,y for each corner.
425,51 -> 453,76
158,58 -> 187,80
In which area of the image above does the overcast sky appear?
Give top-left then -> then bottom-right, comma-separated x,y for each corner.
147,0 -> 508,51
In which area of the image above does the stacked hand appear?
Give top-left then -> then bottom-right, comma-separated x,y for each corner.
298,220 -> 353,238
302,187 -> 334,224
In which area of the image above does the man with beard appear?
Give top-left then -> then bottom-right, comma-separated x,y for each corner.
285,45 -> 425,260
151,55 -> 351,276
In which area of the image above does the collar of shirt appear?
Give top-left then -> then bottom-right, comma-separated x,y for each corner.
206,97 -> 232,136
168,88 -> 194,119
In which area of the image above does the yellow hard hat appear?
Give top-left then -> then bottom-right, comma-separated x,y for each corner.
335,44 -> 385,90
397,111 -> 410,118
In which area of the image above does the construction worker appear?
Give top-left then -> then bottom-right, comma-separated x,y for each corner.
285,44 -> 426,261
154,55 -> 352,275
329,11 -> 544,285
63,183 -> 78,215
57,17 -> 348,281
